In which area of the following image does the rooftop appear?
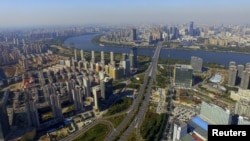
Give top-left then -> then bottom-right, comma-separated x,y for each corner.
190,116 -> 209,131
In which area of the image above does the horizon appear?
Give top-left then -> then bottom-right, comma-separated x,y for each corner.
1,0 -> 250,28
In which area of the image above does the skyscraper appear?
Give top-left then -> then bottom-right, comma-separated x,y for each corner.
122,53 -> 128,61
0,90 -> 11,140
240,70 -> 250,89
92,85 -> 101,110
228,65 -> 237,86
129,47 -> 138,68
130,28 -> 137,41
83,77 -> 91,97
237,65 -> 245,78
110,51 -> 115,66
74,49 -> 77,61
190,56 -> 203,72
173,64 -> 193,88
121,59 -> 130,77
25,99 -> 40,127
101,51 -> 105,64
72,87 -> 83,111
49,89 -> 63,119
91,50 -> 95,63
189,21 -> 194,36
80,50 -> 85,61
100,77 -> 113,100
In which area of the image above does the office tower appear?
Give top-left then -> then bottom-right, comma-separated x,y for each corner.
121,59 -> 130,77
172,121 -> 187,141
240,70 -> 250,89
0,90 -> 11,140
105,65 -> 109,74
49,92 -> 63,119
91,50 -> 95,63
100,77 -> 113,100
80,50 -> 85,61
229,61 -> 236,67
200,101 -> 232,124
122,53 -> 128,61
235,99 -> 250,118
72,87 -> 83,111
23,58 -> 29,70
92,85 -> 101,110
74,49 -> 77,61
101,51 -> 105,64
110,52 -> 115,66
129,47 -> 138,68
228,65 -> 237,86
173,64 -> 193,88
190,56 -> 203,72
65,60 -> 71,67
189,21 -> 194,36
130,28 -> 137,41
83,77 -> 91,97
237,65 -> 245,78
25,98 -> 40,127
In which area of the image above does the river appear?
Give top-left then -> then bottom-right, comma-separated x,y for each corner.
63,34 -> 250,67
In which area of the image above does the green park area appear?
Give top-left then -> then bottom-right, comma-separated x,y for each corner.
105,97 -> 132,116
73,124 -> 109,141
106,114 -> 126,128
140,111 -> 166,141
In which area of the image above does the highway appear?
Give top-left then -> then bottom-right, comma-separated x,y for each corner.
60,119 -> 114,141
119,42 -> 162,141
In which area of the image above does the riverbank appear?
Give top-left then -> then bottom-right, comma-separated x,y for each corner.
91,34 -> 250,55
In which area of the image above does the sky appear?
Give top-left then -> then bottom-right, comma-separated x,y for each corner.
0,0 -> 250,27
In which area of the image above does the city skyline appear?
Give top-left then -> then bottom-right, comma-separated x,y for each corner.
0,0 -> 250,27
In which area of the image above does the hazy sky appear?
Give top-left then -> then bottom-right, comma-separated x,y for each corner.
0,0 -> 250,27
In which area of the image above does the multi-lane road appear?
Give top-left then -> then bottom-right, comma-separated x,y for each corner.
60,119 -> 114,141
103,42 -> 162,141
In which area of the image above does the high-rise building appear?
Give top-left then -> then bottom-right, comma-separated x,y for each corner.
237,65 -> 245,78
110,52 -> 115,66
23,58 -> 29,70
83,77 -> 91,97
0,90 -> 11,140
229,61 -> 236,67
190,56 -> 203,72
25,98 -> 40,127
240,70 -> 250,89
122,53 -> 128,61
91,50 -> 95,63
129,47 -> 138,68
100,77 -> 113,100
228,65 -> 237,86
101,51 -> 105,64
172,121 -> 187,141
200,101 -> 232,124
121,59 -> 130,77
130,28 -> 137,41
72,87 -> 83,111
49,92 -> 63,119
74,49 -> 77,61
235,99 -> 250,118
80,50 -> 85,61
173,64 -> 193,88
92,85 -> 101,110
189,21 -> 194,36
